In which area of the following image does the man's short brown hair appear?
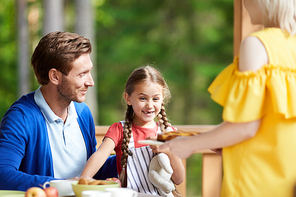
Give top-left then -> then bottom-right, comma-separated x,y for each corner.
31,31 -> 92,85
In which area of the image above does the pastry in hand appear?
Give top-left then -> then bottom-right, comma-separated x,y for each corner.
157,130 -> 200,142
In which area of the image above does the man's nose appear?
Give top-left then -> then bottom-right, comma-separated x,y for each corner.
85,73 -> 94,87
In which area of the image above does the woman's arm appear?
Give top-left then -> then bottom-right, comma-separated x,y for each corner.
80,137 -> 115,178
159,120 -> 261,159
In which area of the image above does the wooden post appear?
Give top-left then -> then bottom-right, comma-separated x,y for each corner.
233,0 -> 263,57
202,153 -> 222,197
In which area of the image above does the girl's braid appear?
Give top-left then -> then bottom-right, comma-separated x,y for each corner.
157,103 -> 169,132
119,104 -> 133,187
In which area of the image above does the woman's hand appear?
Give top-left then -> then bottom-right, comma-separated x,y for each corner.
211,148 -> 223,156
146,136 -> 170,154
158,136 -> 195,159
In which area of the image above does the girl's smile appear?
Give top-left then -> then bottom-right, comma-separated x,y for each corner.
125,82 -> 163,127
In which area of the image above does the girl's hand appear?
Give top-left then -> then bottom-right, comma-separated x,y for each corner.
78,176 -> 94,181
146,136 -> 157,141
67,177 -> 80,181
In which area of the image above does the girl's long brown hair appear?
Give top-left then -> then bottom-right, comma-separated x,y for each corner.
119,65 -> 171,187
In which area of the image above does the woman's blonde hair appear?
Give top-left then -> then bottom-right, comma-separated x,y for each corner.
255,0 -> 296,35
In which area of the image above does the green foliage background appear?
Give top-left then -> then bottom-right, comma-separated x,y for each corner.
0,0 -> 234,196
94,0 -> 233,126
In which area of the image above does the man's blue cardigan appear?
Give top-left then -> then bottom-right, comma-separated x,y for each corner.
0,92 -> 116,191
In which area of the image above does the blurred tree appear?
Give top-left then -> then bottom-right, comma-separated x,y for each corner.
0,1 -> 17,117
93,0 -> 233,126
75,0 -> 98,123
17,0 -> 30,96
0,0 -> 233,125
43,0 -> 64,35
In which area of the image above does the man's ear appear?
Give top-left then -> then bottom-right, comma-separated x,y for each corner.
48,68 -> 61,85
124,92 -> 131,105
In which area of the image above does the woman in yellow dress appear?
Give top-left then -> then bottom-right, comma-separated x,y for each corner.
159,0 -> 296,196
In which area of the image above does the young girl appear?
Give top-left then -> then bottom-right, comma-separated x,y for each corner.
160,0 -> 296,196
81,65 -> 184,195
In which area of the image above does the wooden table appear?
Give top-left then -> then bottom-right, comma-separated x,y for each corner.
61,193 -> 158,197
63,193 -> 158,197
138,193 -> 159,197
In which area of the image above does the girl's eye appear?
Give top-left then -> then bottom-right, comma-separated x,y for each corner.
153,98 -> 160,101
140,97 -> 146,101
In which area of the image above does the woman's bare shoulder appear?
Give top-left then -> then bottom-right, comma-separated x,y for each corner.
239,36 -> 269,72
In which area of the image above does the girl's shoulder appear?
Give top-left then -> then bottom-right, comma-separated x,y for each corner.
108,122 -> 124,131
105,122 -> 124,146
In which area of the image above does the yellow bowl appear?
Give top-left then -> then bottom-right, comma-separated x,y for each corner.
71,181 -> 120,197
0,190 -> 25,197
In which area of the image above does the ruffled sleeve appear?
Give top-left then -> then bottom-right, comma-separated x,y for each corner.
208,56 -> 296,122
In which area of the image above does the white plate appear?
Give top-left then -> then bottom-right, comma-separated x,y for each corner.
138,140 -> 164,146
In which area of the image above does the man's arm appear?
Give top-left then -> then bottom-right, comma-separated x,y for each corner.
0,106 -> 56,191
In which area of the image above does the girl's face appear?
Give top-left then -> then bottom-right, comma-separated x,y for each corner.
244,0 -> 263,25
124,82 -> 163,127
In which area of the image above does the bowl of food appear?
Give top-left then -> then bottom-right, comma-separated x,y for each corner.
0,190 -> 25,197
72,179 -> 120,197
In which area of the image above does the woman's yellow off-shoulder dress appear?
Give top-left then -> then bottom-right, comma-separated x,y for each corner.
208,28 -> 296,197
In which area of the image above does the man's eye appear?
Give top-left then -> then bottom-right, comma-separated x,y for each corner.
79,73 -> 86,77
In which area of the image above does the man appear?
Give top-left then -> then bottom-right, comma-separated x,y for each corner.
0,31 -> 116,191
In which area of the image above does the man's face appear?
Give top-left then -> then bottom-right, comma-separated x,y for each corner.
57,53 -> 94,103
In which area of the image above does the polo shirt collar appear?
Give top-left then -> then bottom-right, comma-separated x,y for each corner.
34,86 -> 77,123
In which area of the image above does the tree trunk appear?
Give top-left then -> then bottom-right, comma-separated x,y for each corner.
17,0 -> 29,97
43,0 -> 64,35
75,0 -> 98,124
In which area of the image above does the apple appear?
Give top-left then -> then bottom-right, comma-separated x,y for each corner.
25,187 -> 46,197
106,177 -> 121,187
43,186 -> 59,197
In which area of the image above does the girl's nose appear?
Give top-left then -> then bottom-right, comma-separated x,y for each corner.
146,100 -> 153,108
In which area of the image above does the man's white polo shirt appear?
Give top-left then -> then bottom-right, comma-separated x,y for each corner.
34,87 -> 87,178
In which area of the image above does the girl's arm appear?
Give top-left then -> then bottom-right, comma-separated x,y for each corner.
165,150 -> 185,185
159,120 -> 261,159
80,137 -> 115,178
